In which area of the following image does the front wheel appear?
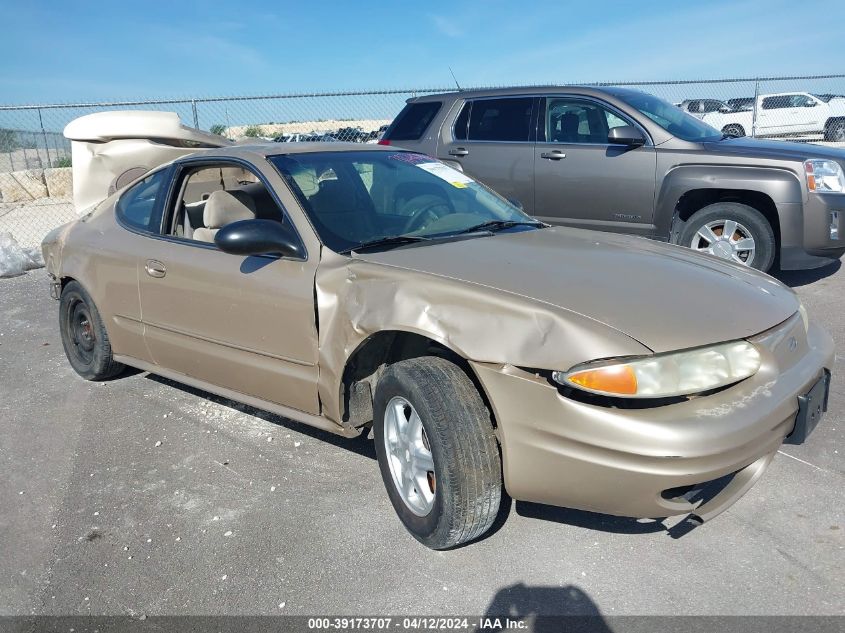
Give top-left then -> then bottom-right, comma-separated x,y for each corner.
824,120 -> 845,142
373,356 -> 502,549
679,202 -> 776,272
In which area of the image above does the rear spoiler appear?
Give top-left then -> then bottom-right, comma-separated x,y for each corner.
64,111 -> 233,212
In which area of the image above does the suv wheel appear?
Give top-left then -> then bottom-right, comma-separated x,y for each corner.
680,202 -> 776,272
59,280 -> 125,380
373,356 -> 502,549
721,124 -> 745,138
824,119 -> 845,142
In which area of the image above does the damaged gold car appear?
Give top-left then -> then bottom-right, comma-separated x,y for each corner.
44,111 -> 834,549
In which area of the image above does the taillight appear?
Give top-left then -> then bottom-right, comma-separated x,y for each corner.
377,139 -> 391,146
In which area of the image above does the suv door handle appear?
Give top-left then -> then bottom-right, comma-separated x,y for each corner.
448,148 -> 469,156
540,150 -> 566,160
145,260 -> 166,278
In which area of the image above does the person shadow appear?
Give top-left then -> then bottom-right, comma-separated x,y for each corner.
475,583 -> 612,633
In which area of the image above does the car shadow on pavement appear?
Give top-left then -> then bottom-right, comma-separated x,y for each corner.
775,259 -> 840,287
476,583 -> 611,632
514,501 -> 700,540
144,374 -> 377,460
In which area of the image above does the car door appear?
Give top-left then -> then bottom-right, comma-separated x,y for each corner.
437,96 -> 536,212
533,96 -> 657,234
789,94 -> 824,133
137,157 -> 321,415
757,95 -> 803,135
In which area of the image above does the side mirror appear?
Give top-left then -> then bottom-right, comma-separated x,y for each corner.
719,106 -> 732,113
804,101 -> 817,107
214,219 -> 304,259
607,125 -> 646,147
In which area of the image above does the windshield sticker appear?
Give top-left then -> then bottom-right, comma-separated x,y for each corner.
416,161 -> 474,188
389,152 -> 431,164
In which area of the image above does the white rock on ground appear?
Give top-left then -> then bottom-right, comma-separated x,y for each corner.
0,231 -> 44,278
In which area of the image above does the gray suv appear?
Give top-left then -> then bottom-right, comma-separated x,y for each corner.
381,86 -> 845,272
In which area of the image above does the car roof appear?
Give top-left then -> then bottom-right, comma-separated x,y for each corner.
190,141 -> 399,163
408,85 -> 652,102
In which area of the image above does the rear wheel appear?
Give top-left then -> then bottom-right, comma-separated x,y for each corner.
373,356 -> 501,549
680,202 -> 776,272
721,124 -> 745,138
59,281 -> 124,380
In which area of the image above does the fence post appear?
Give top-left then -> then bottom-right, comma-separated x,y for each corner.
37,107 -> 53,168
751,79 -> 760,138
191,100 -> 199,129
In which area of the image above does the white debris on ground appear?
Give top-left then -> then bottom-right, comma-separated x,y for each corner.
0,231 -> 44,277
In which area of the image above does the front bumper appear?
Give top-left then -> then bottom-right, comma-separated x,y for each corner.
779,195 -> 845,270
471,315 -> 834,520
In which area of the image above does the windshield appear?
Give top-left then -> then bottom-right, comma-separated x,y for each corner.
616,91 -> 722,142
270,151 -> 539,253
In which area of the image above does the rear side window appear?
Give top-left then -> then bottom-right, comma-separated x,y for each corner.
385,101 -> 442,141
116,169 -> 167,232
466,98 -> 533,142
762,96 -> 789,110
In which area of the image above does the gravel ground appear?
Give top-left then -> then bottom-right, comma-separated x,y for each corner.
0,263 -> 843,618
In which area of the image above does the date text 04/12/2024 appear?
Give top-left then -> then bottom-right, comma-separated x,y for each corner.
306,617 -> 529,630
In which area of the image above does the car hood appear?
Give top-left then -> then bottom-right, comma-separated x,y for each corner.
703,137 -> 845,163
354,227 -> 798,353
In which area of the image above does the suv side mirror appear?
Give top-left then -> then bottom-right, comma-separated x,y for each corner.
719,106 -> 732,113
215,218 -> 304,259
608,126 -> 646,147
804,101 -> 817,107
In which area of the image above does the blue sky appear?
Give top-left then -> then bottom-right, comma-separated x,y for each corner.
1,0 -> 844,104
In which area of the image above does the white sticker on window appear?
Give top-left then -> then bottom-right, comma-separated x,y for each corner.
416,161 -> 474,188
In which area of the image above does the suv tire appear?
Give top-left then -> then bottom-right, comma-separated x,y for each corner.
373,356 -> 501,549
59,280 -> 125,380
680,202 -> 776,272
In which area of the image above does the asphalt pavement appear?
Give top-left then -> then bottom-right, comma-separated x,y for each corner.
1,263 -> 843,618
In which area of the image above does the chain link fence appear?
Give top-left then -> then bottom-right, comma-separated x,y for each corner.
1,74 -> 844,250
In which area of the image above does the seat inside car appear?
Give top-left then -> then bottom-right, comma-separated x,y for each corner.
192,190 -> 257,242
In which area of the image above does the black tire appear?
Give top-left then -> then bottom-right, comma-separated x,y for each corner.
679,202 -> 776,272
721,124 -> 745,138
824,119 -> 845,142
373,356 -> 501,549
59,280 -> 125,380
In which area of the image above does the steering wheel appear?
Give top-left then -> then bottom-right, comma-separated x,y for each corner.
401,195 -> 453,234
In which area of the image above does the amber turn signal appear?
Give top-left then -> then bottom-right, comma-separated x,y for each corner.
566,364 -> 638,395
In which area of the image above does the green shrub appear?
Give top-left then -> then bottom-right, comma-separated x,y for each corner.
209,123 -> 227,136
53,156 -> 72,168
243,125 -> 265,138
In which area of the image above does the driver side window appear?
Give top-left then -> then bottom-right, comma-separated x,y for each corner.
544,98 -> 630,144
165,162 -> 286,245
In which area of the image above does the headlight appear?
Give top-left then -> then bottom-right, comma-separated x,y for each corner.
804,159 -> 845,193
552,340 -> 761,399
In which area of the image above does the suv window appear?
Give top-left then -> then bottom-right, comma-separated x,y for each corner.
702,100 -> 723,113
116,169 -> 167,232
385,102 -> 442,141
465,98 -> 533,142
543,98 -> 629,144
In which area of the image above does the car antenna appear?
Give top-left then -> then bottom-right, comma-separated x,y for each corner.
449,66 -> 462,91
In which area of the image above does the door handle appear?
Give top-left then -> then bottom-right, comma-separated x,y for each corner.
145,260 -> 166,278
448,148 -> 469,156
540,150 -> 566,160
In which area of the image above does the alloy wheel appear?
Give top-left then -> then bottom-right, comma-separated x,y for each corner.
383,396 -> 436,516
689,219 -> 756,265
